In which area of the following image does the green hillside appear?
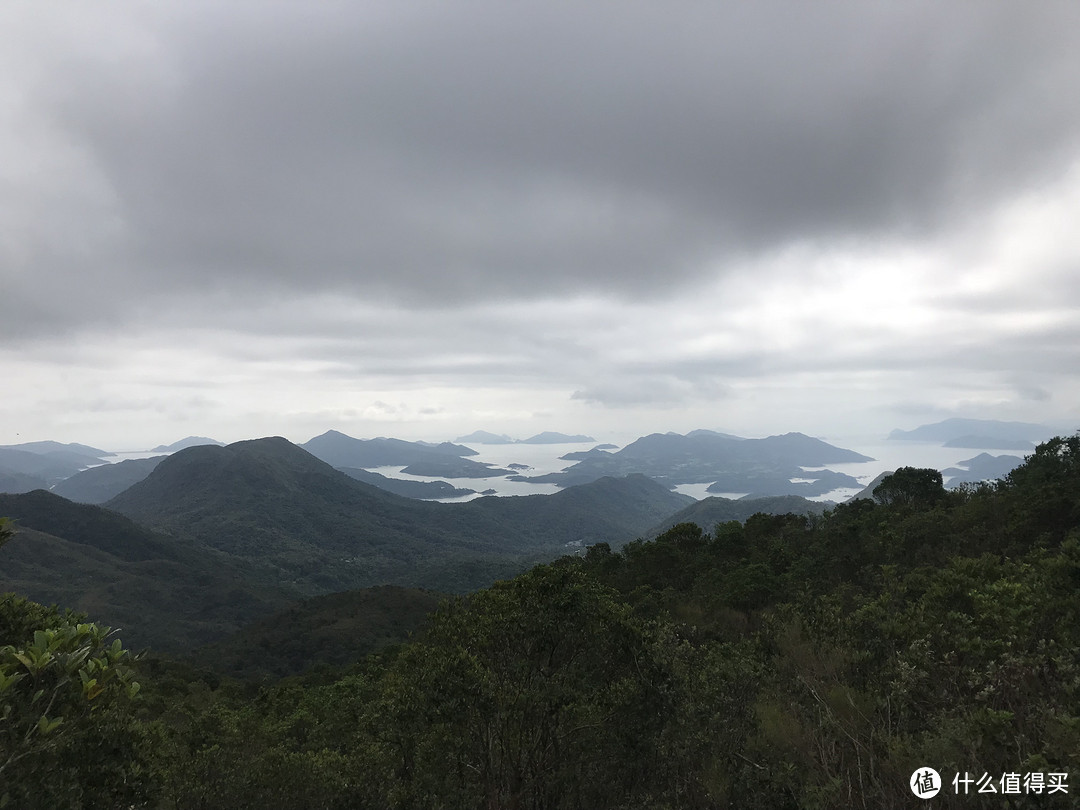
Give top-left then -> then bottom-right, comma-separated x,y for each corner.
0,492 -> 289,650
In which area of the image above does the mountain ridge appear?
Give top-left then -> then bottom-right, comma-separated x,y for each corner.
103,437 -> 691,595
523,430 -> 872,490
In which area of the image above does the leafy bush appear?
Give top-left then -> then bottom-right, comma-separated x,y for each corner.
0,592 -> 149,809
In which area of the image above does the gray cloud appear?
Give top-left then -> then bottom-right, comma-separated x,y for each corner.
4,3 -> 1080,446
4,2 -> 1080,338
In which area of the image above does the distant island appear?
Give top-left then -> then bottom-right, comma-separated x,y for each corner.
455,430 -> 516,444
0,440 -> 112,458
152,436 -> 225,452
521,432 -> 596,444
888,418 -> 1052,446
941,453 -> 1025,486
301,430 -> 479,468
455,430 -> 596,445
521,429 -> 873,494
399,458 -> 513,478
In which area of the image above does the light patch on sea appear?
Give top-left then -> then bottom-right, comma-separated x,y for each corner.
104,450 -> 171,463
373,442 -> 600,501
366,465 -> 561,502
673,483 -> 749,500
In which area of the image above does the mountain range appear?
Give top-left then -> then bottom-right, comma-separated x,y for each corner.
103,438 -> 695,587
1,436 -> 701,650
0,427 -> 878,504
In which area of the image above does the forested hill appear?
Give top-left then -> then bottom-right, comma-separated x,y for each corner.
0,490 -> 292,649
3,436 -> 1079,808
193,585 -> 445,680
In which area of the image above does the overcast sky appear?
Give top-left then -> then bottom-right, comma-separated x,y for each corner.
3,1 -> 1080,450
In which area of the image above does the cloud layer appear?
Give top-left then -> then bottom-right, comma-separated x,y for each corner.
3,2 -> 1079,447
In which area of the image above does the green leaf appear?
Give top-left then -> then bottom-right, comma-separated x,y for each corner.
37,715 -> 63,736
13,652 -> 34,671
83,678 -> 102,701
0,669 -> 25,693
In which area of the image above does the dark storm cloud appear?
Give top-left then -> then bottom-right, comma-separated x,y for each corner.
11,0 -> 1079,326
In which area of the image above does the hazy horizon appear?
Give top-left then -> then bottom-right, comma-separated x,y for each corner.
4,418 -> 1068,461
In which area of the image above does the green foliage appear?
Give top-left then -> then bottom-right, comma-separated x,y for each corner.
872,466 -> 946,509
156,680 -> 377,810
373,563 -> 676,809
0,593 -> 150,809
